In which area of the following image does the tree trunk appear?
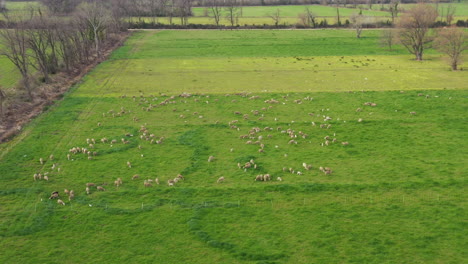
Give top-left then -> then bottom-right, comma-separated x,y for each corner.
451,62 -> 457,71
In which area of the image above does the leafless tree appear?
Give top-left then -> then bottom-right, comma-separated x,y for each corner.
397,4 -> 438,61
380,28 -> 396,51
225,0 -> 240,27
175,0 -> 192,26
75,2 -> 111,59
434,27 -> 467,71
208,0 -> 222,27
350,13 -> 365,38
0,87 -> 6,118
389,0 -> 400,24
268,9 -> 281,27
0,20 -> 34,100
444,4 -> 456,26
298,7 -> 317,28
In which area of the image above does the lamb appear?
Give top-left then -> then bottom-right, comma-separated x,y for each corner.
44,176 -> 49,181
208,156 -> 215,162
57,199 -> 65,206
97,186 -> 106,191
255,174 -> 264,181
217,176 -> 225,183
276,177 -> 282,181
263,174 -> 271,181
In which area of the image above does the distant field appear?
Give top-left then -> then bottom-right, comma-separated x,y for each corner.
0,29 -> 466,263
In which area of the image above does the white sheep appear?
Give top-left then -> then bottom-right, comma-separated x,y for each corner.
208,156 -> 215,162
263,174 -> 271,181
97,186 -> 106,191
276,177 -> 282,181
44,176 -> 49,181
127,161 -> 132,168
86,183 -> 95,187
69,190 -> 74,201
217,177 -> 225,183
57,199 -> 65,206
255,175 -> 264,181
132,174 -> 139,180
86,187 -> 90,195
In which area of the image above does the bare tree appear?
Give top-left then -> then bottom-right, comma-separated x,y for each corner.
389,0 -> 400,24
75,2 -> 111,59
350,13 -> 365,38
175,0 -> 192,26
208,0 -> 222,27
0,87 -> 6,119
0,20 -> 34,100
397,4 -> 438,61
380,28 -> 396,51
434,27 -> 467,71
225,0 -> 239,27
298,7 -> 317,28
268,9 -> 281,27
444,4 -> 456,26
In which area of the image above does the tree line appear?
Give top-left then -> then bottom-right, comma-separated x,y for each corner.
0,1 -> 127,114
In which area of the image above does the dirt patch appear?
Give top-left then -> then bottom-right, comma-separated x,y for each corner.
0,32 -> 131,143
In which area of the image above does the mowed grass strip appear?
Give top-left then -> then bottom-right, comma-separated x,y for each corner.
0,29 -> 466,263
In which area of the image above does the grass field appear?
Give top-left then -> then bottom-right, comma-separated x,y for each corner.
0,29 -> 467,263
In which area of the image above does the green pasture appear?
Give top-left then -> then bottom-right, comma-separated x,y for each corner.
0,29 -> 467,263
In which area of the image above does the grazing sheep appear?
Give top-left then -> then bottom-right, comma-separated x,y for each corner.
69,191 -> 74,201
303,163 -> 312,170
97,186 -> 105,191
144,180 -> 152,187
114,180 -> 121,187
127,161 -> 132,168
277,177 -> 283,181
155,178 -> 160,185
132,174 -> 139,180
49,155 -> 54,161
86,183 -> 95,187
208,156 -> 215,162
217,176 -> 225,183
67,154 -> 71,160
63,189 -> 69,195
167,179 -> 175,186
263,174 -> 271,181
341,142 -> 349,146
33,173 -> 38,181
410,111 -> 416,115
44,176 -> 49,181
255,175 -> 264,181
39,158 -> 44,165
49,191 -> 59,199
57,199 -> 65,206
86,187 -> 90,195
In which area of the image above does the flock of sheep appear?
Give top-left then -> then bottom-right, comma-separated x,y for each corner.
33,92 -> 392,206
